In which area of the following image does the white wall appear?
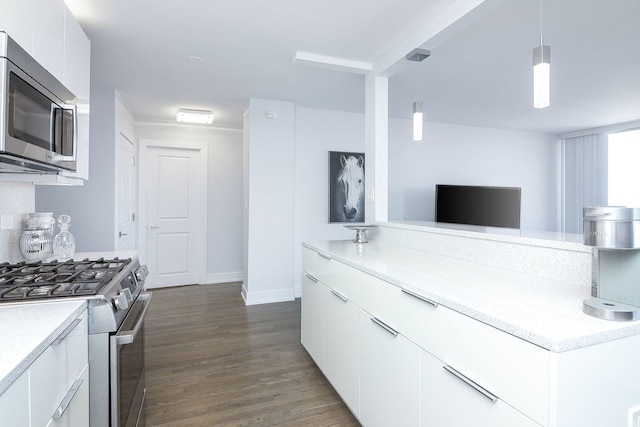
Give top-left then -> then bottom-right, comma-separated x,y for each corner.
388,118 -> 560,232
0,183 -> 35,262
292,106 -> 366,295
243,99 -> 296,304
136,123 -> 243,282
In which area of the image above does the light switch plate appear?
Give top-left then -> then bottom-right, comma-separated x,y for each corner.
0,214 -> 13,230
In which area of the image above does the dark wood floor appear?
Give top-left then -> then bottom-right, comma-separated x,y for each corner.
144,283 -> 360,427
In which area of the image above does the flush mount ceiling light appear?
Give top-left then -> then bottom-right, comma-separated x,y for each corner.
406,48 -> 431,141
176,109 -> 214,124
533,0 -> 550,108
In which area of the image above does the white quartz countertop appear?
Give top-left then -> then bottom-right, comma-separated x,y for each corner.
0,300 -> 86,395
303,240 -> 640,353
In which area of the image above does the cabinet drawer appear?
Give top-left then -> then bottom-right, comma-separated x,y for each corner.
46,362 -> 89,427
0,371 -> 30,426
303,247 -> 388,312
391,288 -> 549,425
302,247 -> 334,283
420,349 -> 541,426
30,310 -> 88,427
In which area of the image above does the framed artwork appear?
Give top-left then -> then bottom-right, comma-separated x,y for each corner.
329,151 -> 365,223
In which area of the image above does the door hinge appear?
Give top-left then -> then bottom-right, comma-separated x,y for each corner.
132,213 -> 135,221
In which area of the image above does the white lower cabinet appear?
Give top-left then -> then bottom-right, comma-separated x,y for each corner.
0,372 -> 30,426
46,363 -> 89,427
301,272 -> 326,368
420,350 -> 539,427
30,311 -> 88,427
360,313 -> 420,427
324,287 -> 360,416
0,309 -> 88,427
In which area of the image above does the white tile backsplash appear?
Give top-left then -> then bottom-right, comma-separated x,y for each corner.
0,182 -> 36,262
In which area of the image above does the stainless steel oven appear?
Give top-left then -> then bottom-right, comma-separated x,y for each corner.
111,292 -> 152,427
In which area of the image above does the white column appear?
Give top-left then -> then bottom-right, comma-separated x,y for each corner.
365,73 -> 388,224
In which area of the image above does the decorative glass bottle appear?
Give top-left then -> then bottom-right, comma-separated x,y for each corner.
53,214 -> 76,259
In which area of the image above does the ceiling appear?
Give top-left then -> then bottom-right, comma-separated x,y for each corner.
64,0 -> 640,135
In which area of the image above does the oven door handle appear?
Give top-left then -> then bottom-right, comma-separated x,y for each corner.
115,292 -> 152,345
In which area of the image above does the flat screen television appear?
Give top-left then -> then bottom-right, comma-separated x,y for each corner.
435,184 -> 521,229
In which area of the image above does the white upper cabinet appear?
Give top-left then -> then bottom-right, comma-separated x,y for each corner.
63,7 -> 90,102
0,0 -> 34,51
0,0 -> 91,184
33,0 -> 66,81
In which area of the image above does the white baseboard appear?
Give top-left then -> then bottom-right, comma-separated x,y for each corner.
241,284 -> 295,305
204,271 -> 243,284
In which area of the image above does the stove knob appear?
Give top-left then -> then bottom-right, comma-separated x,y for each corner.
112,291 -> 130,311
135,266 -> 149,282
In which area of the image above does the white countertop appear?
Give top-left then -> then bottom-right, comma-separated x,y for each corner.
0,300 -> 87,395
303,239 -> 640,353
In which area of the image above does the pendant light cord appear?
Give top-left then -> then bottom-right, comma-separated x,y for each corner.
416,65 -> 419,102
539,0 -> 544,45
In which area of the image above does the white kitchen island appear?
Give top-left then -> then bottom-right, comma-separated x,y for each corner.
302,223 -> 640,427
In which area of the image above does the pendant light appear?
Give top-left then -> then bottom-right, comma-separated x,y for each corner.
406,48 -> 430,141
533,0 -> 550,108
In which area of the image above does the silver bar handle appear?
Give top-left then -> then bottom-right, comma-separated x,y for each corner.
401,288 -> 439,307
116,293 -> 152,345
370,317 -> 398,337
443,365 -> 498,403
318,251 -> 332,260
53,318 -> 82,346
584,211 -> 612,218
331,289 -> 348,302
305,273 -> 318,283
52,378 -> 84,419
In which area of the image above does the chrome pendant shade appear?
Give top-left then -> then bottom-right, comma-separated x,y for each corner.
533,0 -> 550,108
406,48 -> 430,141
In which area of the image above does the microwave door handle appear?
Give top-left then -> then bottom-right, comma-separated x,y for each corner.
61,104 -> 77,159
52,104 -> 77,161
51,104 -> 62,153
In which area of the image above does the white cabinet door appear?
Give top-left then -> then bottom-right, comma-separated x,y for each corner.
301,272 -> 326,369
46,363 -> 89,427
360,312 -> 420,427
62,6 -> 90,102
30,312 -> 87,427
420,350 -> 540,427
32,0 -> 65,81
0,372 -> 30,426
324,287 -> 360,417
0,0 -> 34,51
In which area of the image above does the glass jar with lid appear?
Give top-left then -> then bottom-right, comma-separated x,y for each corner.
19,212 -> 55,261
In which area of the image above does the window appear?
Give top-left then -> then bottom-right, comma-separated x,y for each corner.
608,129 -> 640,206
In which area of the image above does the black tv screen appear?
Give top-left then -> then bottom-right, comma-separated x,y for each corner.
435,184 -> 521,229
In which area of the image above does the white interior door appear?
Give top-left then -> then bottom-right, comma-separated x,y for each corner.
142,143 -> 207,288
116,133 -> 136,251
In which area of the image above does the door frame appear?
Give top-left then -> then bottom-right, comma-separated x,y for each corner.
138,139 -> 208,286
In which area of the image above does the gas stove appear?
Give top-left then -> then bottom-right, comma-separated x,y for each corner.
0,257 -> 148,335
0,258 -> 130,302
0,256 -> 151,427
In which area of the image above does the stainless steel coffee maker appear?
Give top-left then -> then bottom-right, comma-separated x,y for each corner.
583,206 -> 640,321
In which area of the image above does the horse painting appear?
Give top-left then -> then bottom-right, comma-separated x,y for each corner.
329,151 -> 365,223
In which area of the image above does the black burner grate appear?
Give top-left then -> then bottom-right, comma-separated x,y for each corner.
0,258 -> 131,301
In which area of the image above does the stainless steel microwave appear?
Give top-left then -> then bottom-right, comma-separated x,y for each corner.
0,31 -> 77,173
